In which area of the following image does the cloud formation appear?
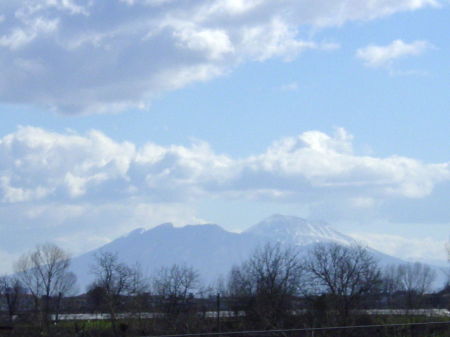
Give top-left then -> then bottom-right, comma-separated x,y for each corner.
0,0 -> 438,114
1,126 -> 448,205
349,232 -> 448,263
356,39 -> 433,68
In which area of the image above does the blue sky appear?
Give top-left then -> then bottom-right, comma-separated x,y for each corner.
0,0 -> 449,272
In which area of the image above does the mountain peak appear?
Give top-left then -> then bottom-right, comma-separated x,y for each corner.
157,222 -> 174,228
245,214 -> 354,246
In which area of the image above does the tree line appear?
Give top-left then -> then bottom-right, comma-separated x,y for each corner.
0,242 -> 448,337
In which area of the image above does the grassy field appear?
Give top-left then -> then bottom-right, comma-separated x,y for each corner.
1,315 -> 449,337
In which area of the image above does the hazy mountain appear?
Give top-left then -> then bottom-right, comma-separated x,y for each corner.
70,214 -> 443,292
70,222 -> 263,291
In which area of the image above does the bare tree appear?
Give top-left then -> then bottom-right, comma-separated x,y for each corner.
306,243 -> 381,325
152,264 -> 199,311
381,265 -> 404,308
0,276 -> 23,323
400,263 -> 435,295
52,271 -> 77,321
14,243 -> 75,331
90,251 -> 132,335
227,243 -> 305,329
387,262 -> 436,309
127,262 -> 151,321
90,251 -> 148,336
152,264 -> 200,331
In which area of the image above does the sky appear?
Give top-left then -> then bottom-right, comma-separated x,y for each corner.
0,0 -> 449,273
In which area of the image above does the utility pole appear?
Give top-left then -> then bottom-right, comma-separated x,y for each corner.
216,292 -> 221,332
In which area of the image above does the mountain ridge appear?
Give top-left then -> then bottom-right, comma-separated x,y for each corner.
70,214 -> 442,292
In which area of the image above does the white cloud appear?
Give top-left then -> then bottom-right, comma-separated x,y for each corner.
174,26 -> 234,60
0,127 -> 450,209
356,39 -> 433,68
349,232 -> 448,263
0,0 -> 438,114
246,128 -> 450,200
1,126 -> 449,205
0,17 -> 59,49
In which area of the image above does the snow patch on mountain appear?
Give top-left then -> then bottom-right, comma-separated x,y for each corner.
245,214 -> 355,246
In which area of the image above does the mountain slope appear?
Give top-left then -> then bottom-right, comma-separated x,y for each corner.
70,214 -> 441,292
70,222 -> 263,291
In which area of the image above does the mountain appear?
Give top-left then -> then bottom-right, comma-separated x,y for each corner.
69,214 -> 441,292
70,222 -> 263,291
245,214 -> 355,246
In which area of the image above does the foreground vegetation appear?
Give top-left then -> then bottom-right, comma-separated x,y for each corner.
2,314 -> 449,337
